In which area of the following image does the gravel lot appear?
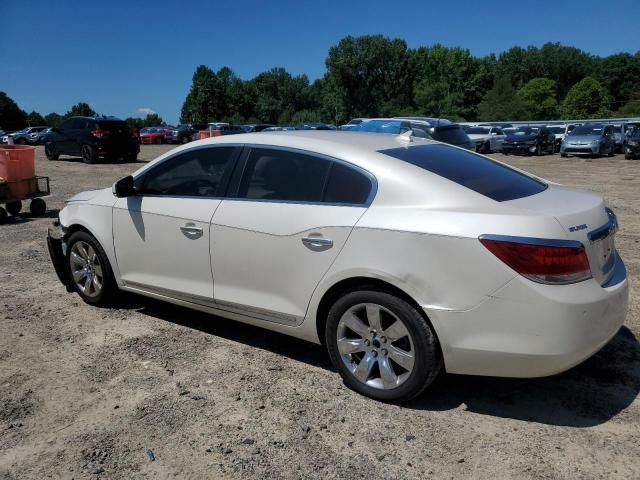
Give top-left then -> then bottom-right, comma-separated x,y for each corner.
0,144 -> 638,479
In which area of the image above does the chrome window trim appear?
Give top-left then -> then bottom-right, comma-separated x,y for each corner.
133,143 -> 378,207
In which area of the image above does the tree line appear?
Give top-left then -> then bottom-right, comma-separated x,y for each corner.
2,36 -> 639,131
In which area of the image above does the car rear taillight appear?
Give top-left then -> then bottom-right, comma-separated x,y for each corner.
479,235 -> 591,284
90,129 -> 109,138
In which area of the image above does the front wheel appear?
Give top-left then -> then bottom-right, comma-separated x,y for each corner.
66,231 -> 117,305
181,135 -> 190,144
326,290 -> 442,403
30,198 -> 46,216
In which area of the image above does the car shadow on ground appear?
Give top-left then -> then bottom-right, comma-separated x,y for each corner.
132,296 -> 639,427
1,208 -> 59,224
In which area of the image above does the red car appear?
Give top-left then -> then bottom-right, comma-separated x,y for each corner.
139,127 -> 166,144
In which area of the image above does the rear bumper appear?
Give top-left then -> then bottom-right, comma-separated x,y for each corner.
427,253 -> 629,377
46,222 -> 73,290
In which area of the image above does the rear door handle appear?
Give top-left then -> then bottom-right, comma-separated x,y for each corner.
302,237 -> 333,250
180,223 -> 203,238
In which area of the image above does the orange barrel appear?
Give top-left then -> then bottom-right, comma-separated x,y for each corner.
0,145 -> 36,198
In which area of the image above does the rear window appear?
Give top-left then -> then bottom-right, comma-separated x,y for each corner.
97,121 -> 130,134
431,126 -> 469,145
353,120 -> 407,134
379,144 -> 547,202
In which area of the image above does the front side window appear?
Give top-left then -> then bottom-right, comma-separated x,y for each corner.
238,148 -> 331,202
140,147 -> 239,197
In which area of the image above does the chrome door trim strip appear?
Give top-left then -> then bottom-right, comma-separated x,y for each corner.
124,281 -> 302,326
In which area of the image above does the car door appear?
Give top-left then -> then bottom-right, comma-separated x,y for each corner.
54,119 -> 77,154
490,128 -> 505,151
211,146 -> 375,325
113,145 -> 241,300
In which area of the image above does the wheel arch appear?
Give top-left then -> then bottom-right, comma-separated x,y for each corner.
314,276 -> 443,354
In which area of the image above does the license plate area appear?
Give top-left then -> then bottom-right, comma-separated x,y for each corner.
593,232 -> 615,274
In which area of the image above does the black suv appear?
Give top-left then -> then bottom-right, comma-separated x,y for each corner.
165,124 -> 207,144
44,116 -> 140,164
502,126 -> 555,156
625,127 -> 640,160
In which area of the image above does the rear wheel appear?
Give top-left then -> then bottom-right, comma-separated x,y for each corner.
66,231 -> 117,305
326,290 -> 442,403
181,135 -> 190,144
45,142 -> 59,160
0,207 -> 7,224
81,144 -> 98,164
6,200 -> 22,216
30,198 -> 46,216
15,138 -> 26,145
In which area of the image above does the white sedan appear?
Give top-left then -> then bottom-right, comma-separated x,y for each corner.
465,125 -> 506,153
47,131 -> 628,402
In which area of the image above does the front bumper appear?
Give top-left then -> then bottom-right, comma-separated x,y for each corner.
561,144 -> 599,155
427,253 -> 629,378
502,143 -> 536,155
46,222 -> 73,290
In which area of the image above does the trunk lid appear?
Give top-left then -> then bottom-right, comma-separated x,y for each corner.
505,184 -> 616,285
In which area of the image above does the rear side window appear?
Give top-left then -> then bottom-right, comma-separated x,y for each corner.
324,163 -> 372,205
141,146 -> 240,197
431,126 -> 469,145
379,144 -> 547,202
239,148 -> 331,202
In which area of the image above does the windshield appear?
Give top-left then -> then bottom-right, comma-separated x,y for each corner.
613,125 -> 622,133
466,127 -> 491,135
379,144 -> 547,202
548,126 -> 564,134
570,125 -> 603,136
512,127 -> 538,136
352,120 -> 406,134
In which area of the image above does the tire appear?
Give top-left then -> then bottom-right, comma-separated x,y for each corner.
66,231 -> 117,305
325,290 -> 442,403
482,141 -> 491,154
155,137 -> 162,145
181,135 -> 190,144
608,144 -> 614,157
0,207 -> 7,224
124,153 -> 138,163
81,144 -> 99,164
15,138 -> 26,145
44,142 -> 59,160
6,200 -> 22,216
30,198 -> 46,216
561,153 -> 568,158
534,144 -> 541,156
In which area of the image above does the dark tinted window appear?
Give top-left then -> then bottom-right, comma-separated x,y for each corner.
97,121 -> 130,134
239,148 -> 330,202
324,163 -> 372,205
141,147 -> 239,197
431,126 -> 469,145
379,144 -> 547,202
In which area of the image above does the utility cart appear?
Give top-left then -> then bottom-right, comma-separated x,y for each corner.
0,176 -> 50,224
0,144 -> 50,224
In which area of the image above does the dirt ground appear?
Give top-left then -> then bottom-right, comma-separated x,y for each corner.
0,144 -> 638,480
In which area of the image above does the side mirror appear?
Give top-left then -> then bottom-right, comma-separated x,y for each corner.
113,175 -> 137,198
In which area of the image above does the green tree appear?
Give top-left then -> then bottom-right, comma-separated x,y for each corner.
0,91 -> 27,130
594,53 -> 640,110
252,67 -> 311,124
561,77 -> 611,119
44,112 -> 65,127
517,78 -> 558,120
616,99 -> 640,117
66,102 -> 96,117
180,65 -> 218,124
477,77 -> 526,121
26,110 -> 46,126
326,35 -> 414,119
142,113 -> 165,126
124,117 -> 144,129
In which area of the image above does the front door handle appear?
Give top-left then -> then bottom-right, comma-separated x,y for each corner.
302,236 -> 333,250
180,223 -> 203,238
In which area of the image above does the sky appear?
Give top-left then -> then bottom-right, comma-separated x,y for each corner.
1,0 -> 639,124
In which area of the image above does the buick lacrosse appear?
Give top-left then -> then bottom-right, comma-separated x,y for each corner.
47,131 -> 628,402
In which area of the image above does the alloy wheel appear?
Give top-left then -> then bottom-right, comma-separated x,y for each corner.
336,303 -> 415,390
70,241 -> 103,298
